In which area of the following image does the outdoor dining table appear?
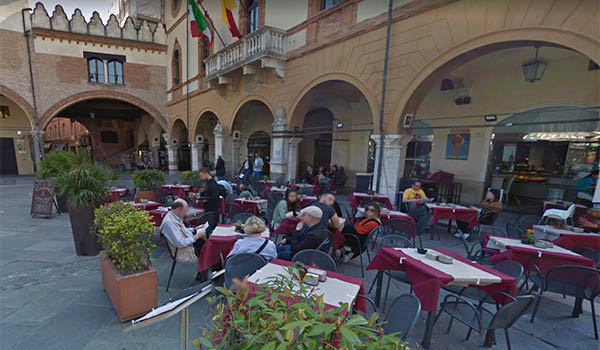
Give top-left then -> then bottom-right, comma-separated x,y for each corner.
426,203 -> 479,233
160,184 -> 192,199
149,206 -> 205,226
298,195 -> 318,208
272,217 -> 347,249
123,200 -> 161,211
107,187 -> 129,202
367,247 -> 516,348
269,186 -> 287,194
248,259 -> 366,312
356,207 -> 417,237
234,198 -> 268,215
532,225 -> 600,253
196,224 -> 270,273
486,235 -> 596,274
348,192 -> 393,211
193,195 -> 226,216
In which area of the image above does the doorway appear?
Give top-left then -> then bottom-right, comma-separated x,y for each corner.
0,138 -> 18,174
248,131 -> 271,176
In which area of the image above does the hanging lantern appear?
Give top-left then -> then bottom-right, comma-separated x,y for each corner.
523,46 -> 547,83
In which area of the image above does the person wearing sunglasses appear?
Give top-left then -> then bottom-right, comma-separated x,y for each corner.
337,202 -> 382,264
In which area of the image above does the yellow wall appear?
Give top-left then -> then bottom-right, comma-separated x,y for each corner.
0,96 -> 35,174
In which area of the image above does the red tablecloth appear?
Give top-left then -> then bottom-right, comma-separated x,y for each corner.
234,198 -> 267,215
488,236 -> 596,274
129,201 -> 161,210
194,196 -> 226,215
149,209 -> 168,226
298,196 -> 318,208
106,188 -> 129,202
552,233 -> 600,253
273,217 -> 346,249
197,227 -> 238,272
160,185 -> 192,199
367,248 -> 516,311
270,259 -> 366,312
429,206 -> 478,229
348,193 -> 393,211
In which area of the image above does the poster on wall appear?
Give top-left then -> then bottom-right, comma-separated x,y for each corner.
502,143 -> 517,162
15,139 -> 26,153
445,131 -> 470,160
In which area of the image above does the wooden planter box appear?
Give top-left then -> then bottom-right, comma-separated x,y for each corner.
136,190 -> 157,202
100,252 -> 157,322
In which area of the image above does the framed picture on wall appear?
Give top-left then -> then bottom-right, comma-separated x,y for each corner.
445,133 -> 470,160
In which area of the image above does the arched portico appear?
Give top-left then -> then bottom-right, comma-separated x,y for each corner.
191,110 -> 220,170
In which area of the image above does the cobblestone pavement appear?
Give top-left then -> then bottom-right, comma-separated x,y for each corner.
1,175 -> 598,349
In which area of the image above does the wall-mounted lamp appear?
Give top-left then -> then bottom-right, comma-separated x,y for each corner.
16,129 -> 22,135
336,123 -> 344,129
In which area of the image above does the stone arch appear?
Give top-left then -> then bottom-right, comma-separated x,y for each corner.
0,85 -> 35,129
288,72 -> 380,130
168,115 -> 187,139
228,95 -> 275,133
41,90 -> 167,130
391,27 -> 600,131
191,107 -> 222,138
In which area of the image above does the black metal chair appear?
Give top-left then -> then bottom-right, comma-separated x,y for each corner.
505,223 -> 522,238
516,214 -> 541,231
292,249 -> 337,272
383,294 -> 422,340
299,186 -> 315,196
435,293 -> 535,350
224,253 -> 267,288
161,233 -> 179,292
383,218 -> 419,248
195,211 -> 219,234
580,249 -> 600,266
529,264 -> 600,339
227,202 -> 243,223
153,185 -> 169,204
231,212 -> 253,225
354,294 -> 378,319
316,232 -> 333,254
121,187 -> 136,201
341,226 -> 382,278
460,233 -> 497,265
272,191 -> 284,206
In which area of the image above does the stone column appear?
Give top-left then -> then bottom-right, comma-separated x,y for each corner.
167,144 -> 178,172
213,123 -> 224,164
190,142 -> 203,171
371,134 -> 412,205
270,107 -> 288,182
231,138 -> 242,177
30,129 -> 44,169
286,137 -> 303,182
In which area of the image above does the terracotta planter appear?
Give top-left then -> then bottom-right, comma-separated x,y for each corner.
67,204 -> 101,256
100,252 -> 157,322
136,190 -> 157,202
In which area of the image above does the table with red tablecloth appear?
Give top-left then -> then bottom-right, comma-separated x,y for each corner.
486,235 -> 596,274
193,196 -> 226,216
553,233 -> 600,253
260,259 -> 366,312
273,217 -> 347,249
426,203 -> 479,229
160,184 -> 192,199
234,198 -> 268,215
150,207 -> 205,226
124,201 -> 161,211
367,247 -> 516,348
356,207 -> 417,237
106,188 -> 129,202
298,195 -> 317,208
348,192 -> 393,211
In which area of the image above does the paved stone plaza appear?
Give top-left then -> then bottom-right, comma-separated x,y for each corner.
0,176 -> 598,350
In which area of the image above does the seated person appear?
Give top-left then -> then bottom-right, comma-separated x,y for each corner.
455,189 -> 502,239
160,199 -> 207,262
339,202 -> 382,263
217,179 -> 234,195
272,189 -> 299,229
577,170 -> 598,202
578,203 -> 600,233
227,216 -> 277,261
238,184 -> 254,199
301,165 -> 316,184
313,192 -> 341,231
277,206 -> 327,260
403,181 -> 432,236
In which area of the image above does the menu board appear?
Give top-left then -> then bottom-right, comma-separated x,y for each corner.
30,180 -> 55,217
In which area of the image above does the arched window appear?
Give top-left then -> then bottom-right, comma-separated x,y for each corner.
88,58 -> 104,83
171,0 -> 181,17
107,60 -> 124,84
199,36 -> 210,74
172,44 -> 181,86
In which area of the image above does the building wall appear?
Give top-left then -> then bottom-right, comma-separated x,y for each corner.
0,96 -> 35,174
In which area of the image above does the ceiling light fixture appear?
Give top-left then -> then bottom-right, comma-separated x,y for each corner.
523,46 -> 547,83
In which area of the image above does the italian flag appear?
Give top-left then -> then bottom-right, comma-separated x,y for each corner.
189,0 -> 212,47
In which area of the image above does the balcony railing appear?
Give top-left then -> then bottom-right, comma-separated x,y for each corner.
204,26 -> 287,82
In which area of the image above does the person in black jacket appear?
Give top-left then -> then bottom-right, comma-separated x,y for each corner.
215,155 -> 225,180
276,206 -> 327,260
199,168 -> 220,231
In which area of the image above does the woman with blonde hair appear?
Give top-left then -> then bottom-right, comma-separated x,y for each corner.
227,216 -> 277,261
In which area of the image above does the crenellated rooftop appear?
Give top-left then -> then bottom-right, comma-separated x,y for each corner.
30,2 -> 166,46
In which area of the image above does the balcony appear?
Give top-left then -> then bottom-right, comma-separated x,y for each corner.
204,26 -> 287,85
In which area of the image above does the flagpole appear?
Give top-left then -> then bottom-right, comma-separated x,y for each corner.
197,1 -> 227,48
186,6 -> 190,145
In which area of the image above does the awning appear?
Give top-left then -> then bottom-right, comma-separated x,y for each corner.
494,106 -> 599,134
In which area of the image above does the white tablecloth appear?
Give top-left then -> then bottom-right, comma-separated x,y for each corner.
532,225 -> 595,240
210,225 -> 269,238
398,248 -> 501,287
248,263 -> 359,309
487,236 -> 581,257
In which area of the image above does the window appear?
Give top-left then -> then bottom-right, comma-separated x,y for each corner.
321,0 -> 343,10
199,37 -> 210,73
172,48 -> 181,85
88,58 -> 104,83
247,0 -> 259,33
107,60 -> 124,84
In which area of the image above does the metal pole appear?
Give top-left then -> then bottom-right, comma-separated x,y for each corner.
375,0 -> 393,193
186,8 -> 190,136
179,307 -> 189,350
197,1 -> 227,48
21,8 -> 43,167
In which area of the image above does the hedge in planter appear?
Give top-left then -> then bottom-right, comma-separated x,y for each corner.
133,169 -> 165,201
95,202 -> 157,321
179,170 -> 204,188
195,265 -> 408,350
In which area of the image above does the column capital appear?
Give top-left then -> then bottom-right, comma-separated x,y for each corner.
288,137 -> 303,146
272,107 -> 287,129
213,122 -> 224,135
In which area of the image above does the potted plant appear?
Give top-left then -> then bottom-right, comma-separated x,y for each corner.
95,202 -> 157,322
179,170 -> 204,189
36,150 -> 85,212
53,162 -> 115,256
521,229 -> 536,245
194,266 -> 408,349
133,169 -> 165,201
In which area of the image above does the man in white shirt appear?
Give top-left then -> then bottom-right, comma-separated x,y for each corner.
252,153 -> 264,186
160,199 -> 207,258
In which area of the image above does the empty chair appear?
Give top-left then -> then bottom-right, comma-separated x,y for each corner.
224,253 -> 267,288
516,215 -> 540,231
231,212 -> 253,225
383,218 -> 418,247
383,294 -> 421,340
354,294 -> 378,319
505,223 -> 523,238
541,204 -> 576,226
228,202 -> 243,221
435,294 -> 534,350
459,234 -> 496,265
580,249 -> 600,266
529,265 -> 600,339
292,249 -> 337,272
153,185 -> 168,204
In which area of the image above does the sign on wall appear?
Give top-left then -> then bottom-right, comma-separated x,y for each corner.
445,130 -> 470,160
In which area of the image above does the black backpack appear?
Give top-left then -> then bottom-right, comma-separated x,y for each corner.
217,184 -> 228,198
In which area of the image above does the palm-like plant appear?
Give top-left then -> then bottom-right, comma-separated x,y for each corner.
36,150 -> 88,180
53,163 -> 115,208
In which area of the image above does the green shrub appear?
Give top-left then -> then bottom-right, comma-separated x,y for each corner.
179,170 -> 204,188
195,265 -> 408,350
36,150 -> 87,180
53,163 -> 115,208
133,169 -> 165,191
95,202 -> 156,274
